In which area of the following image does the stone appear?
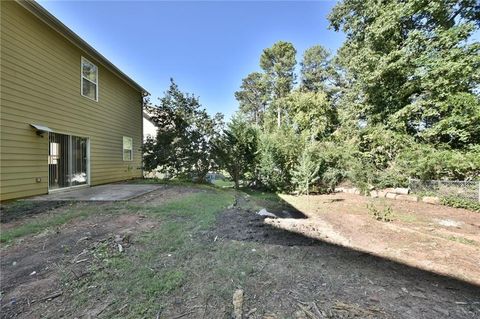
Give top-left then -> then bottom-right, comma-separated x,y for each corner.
394,187 -> 410,195
385,192 -> 397,199
257,209 -> 277,218
377,191 -> 388,198
422,196 -> 440,205
370,190 -> 379,198
396,194 -> 418,202
232,289 -> 244,319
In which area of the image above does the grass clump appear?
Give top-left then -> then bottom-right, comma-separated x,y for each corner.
441,196 -> 480,212
0,204 -> 102,244
367,203 -> 394,222
446,235 -> 477,246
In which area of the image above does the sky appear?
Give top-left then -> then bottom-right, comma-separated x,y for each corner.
38,0 -> 345,120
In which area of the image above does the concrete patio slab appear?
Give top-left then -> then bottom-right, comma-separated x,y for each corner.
27,184 -> 162,201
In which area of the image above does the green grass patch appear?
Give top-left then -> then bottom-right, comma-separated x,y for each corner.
62,188 -> 235,318
441,196 -> 480,212
211,179 -> 235,188
0,204 -> 115,244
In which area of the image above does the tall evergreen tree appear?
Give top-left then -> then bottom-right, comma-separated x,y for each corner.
260,41 -> 297,127
234,72 -> 270,126
300,45 -> 330,93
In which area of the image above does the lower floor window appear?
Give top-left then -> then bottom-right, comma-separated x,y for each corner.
123,136 -> 133,161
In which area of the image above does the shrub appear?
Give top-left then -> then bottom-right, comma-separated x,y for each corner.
257,128 -> 302,191
441,197 -> 480,212
367,203 -> 394,222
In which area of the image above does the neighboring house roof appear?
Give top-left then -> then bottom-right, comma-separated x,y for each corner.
143,111 -> 155,125
17,0 -> 149,96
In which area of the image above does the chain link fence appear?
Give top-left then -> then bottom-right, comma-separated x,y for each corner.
409,179 -> 480,202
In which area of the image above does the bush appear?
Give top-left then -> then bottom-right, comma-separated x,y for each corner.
257,128 -> 303,191
397,145 -> 480,181
441,197 -> 480,212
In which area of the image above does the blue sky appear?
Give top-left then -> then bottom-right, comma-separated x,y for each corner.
38,0 -> 344,120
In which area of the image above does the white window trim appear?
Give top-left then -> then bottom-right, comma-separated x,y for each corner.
123,136 -> 133,161
81,56 -> 98,102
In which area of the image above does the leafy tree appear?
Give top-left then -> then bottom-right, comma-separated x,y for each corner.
329,0 -> 480,148
212,115 -> 259,188
234,72 -> 270,126
300,45 -> 331,93
260,41 -> 297,127
282,90 -> 338,139
257,127 -> 302,190
143,79 -> 223,181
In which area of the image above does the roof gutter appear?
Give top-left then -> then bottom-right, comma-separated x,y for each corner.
16,0 -> 149,96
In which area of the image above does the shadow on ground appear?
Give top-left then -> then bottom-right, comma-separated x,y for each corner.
211,192 -> 480,318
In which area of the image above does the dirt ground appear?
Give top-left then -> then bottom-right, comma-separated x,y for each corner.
1,185 -> 479,318
272,192 -> 480,285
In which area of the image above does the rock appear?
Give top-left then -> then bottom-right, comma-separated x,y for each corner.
370,190 -> 379,198
438,219 -> 462,228
394,187 -> 410,195
377,191 -> 388,198
422,196 -> 440,205
385,192 -> 397,199
257,209 -> 277,218
396,194 -> 418,202
29,271 -> 36,276
232,289 -> 244,319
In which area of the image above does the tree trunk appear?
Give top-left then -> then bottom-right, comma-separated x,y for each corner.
234,170 -> 240,189
277,106 -> 281,127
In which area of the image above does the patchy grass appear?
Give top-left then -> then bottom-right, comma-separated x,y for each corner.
60,188 -> 235,318
446,235 -> 478,246
211,179 -> 235,188
0,203 -> 119,244
396,213 -> 418,223
240,188 -> 292,213
2,184 -> 480,318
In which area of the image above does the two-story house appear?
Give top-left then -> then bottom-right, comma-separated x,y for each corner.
0,0 -> 148,201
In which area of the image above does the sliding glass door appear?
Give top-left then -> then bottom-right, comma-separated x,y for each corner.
48,132 -> 88,190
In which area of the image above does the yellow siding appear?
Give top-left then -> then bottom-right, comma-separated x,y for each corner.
0,1 -> 143,200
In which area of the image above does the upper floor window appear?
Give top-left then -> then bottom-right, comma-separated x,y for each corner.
81,57 -> 98,101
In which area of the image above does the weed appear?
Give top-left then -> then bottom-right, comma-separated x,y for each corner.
447,235 -> 477,246
441,197 -> 480,212
367,203 -> 394,222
